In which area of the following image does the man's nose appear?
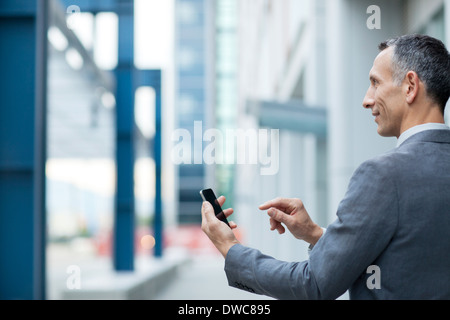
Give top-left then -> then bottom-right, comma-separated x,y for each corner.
362,89 -> 375,109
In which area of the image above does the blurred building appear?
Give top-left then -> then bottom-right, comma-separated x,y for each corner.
214,0 -> 239,209
0,0 -> 449,300
174,0 -> 215,224
173,0 -> 239,224
232,0 -> 449,266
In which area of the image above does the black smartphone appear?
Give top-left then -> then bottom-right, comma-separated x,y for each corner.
200,188 -> 231,228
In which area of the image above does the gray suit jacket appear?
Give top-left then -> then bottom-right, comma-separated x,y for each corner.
225,129 -> 450,299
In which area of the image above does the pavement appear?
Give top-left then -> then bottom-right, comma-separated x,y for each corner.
46,232 -> 274,300
153,254 -> 274,300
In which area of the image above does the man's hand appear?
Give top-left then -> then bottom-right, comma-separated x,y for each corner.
259,198 -> 323,245
201,196 -> 239,258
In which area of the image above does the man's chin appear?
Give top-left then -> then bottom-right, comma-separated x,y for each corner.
377,126 -> 396,138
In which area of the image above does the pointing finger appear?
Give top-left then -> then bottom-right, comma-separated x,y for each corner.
259,197 -> 290,211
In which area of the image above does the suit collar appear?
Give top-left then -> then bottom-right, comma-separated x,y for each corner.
399,128 -> 450,147
397,123 -> 450,147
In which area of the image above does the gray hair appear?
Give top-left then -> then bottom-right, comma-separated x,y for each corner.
379,34 -> 450,113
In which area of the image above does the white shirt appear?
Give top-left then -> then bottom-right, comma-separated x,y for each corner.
396,123 -> 450,147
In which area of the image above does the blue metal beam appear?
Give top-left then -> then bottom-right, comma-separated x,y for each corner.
136,70 -> 163,258
58,0 -> 118,14
49,0 -> 115,91
0,0 -> 48,299
153,75 -> 163,258
113,0 -> 135,271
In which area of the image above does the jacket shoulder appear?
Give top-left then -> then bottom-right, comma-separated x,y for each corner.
354,149 -> 400,179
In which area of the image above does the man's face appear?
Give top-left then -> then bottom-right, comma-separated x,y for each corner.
362,47 -> 406,138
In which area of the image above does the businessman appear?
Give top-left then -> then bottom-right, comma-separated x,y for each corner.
201,34 -> 450,299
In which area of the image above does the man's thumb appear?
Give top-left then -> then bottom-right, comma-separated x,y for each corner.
268,207 -> 291,224
202,201 -> 214,220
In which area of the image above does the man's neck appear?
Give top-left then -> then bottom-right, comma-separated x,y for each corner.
398,105 -> 444,137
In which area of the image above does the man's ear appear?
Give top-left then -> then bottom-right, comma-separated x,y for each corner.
404,71 -> 420,104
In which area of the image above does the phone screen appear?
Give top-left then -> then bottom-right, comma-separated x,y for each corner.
200,188 -> 231,227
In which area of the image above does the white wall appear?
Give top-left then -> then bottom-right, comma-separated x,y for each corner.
405,0 -> 444,32
326,0 -> 401,223
235,0 -> 326,262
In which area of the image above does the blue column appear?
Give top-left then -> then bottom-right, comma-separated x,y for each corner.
0,0 -> 47,299
135,70 -> 163,257
113,0 -> 135,271
154,74 -> 162,258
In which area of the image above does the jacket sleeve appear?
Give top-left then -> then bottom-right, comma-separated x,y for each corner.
224,157 -> 399,300
225,244 -> 321,299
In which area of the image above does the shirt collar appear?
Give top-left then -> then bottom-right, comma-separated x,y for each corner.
397,123 -> 450,147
